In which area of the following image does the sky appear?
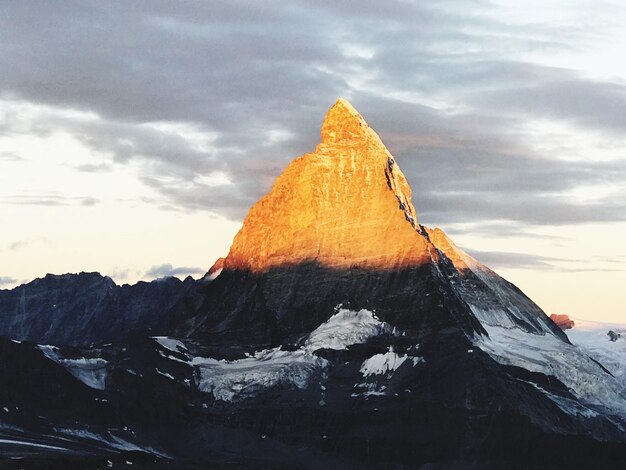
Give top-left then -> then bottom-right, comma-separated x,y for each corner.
1,1 -> 625,322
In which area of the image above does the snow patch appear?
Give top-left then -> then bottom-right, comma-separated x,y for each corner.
305,308 -> 390,352
352,383 -> 387,397
156,369 -> 175,380
56,428 -> 168,457
153,337 -> 188,354
155,368 -> 176,380
193,348 -> 327,402
39,345 -> 108,390
360,350 -> 423,377
0,439 -> 68,451
158,350 -> 191,364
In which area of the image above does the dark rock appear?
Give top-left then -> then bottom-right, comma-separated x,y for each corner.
0,273 -> 202,346
608,330 -> 621,342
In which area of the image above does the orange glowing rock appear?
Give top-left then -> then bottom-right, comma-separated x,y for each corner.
550,314 -> 575,330
224,98 -> 434,273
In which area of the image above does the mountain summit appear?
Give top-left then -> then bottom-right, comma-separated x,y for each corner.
225,98 -> 427,273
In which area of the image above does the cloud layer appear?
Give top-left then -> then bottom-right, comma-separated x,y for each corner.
1,1 -> 625,236
144,263 -> 205,280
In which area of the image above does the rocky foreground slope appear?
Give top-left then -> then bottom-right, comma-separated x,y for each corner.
1,99 -> 626,469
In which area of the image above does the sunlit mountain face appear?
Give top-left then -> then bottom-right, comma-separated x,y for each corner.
1,100 -> 626,469
224,98 -> 430,274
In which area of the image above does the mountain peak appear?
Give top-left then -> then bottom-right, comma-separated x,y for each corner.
320,98 -> 385,148
223,99 -> 429,273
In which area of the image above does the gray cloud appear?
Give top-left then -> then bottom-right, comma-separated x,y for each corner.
0,152 -> 24,162
144,263 -> 205,279
1,238 -> 51,253
465,249 -> 567,270
0,195 -> 100,207
0,0 -> 625,239
466,249 -> 625,273
0,276 -> 18,288
7,240 -> 29,251
75,163 -> 112,173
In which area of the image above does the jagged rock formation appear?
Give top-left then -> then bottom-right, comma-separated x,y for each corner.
551,313 -> 576,330
224,98 -> 428,273
0,273 -> 201,346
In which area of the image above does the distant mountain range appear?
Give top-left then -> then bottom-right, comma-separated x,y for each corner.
0,272 -> 202,346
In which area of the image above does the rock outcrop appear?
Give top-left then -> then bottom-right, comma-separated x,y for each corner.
551,313 -> 575,330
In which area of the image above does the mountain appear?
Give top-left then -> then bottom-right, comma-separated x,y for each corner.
178,99 -> 568,349
0,273 -> 202,346
1,99 -> 626,468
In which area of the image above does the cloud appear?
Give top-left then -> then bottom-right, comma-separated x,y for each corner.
0,276 -> 18,288
0,0 -> 625,236
1,237 -> 51,253
144,263 -> 205,279
0,152 -> 24,162
75,163 -> 112,173
470,66 -> 626,136
465,249 -> 626,273
7,240 -> 29,251
466,249 -> 567,270
442,221 -> 568,241
0,194 -> 100,207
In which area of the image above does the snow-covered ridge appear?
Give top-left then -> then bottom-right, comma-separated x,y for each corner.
428,228 -> 560,337
425,230 -> 626,416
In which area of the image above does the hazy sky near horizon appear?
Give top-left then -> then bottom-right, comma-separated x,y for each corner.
1,1 -> 626,322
